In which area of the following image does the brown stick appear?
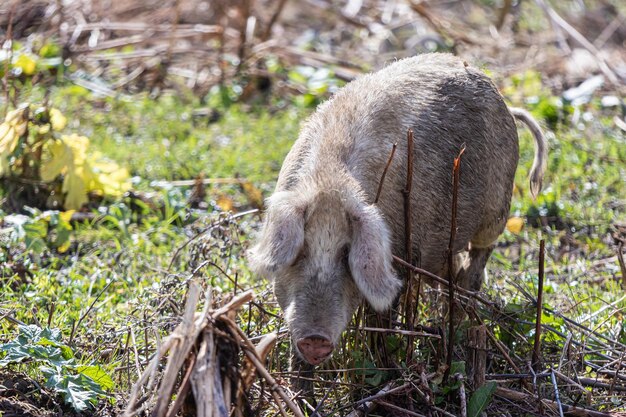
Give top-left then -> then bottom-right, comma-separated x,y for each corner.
552,368 -> 590,402
495,386 -> 616,417
166,0 -> 181,64
375,400 -> 427,417
609,351 -> 626,396
236,0 -> 252,75
532,239 -> 545,372
468,325 -> 487,388
403,129 -> 415,362
496,0 -> 513,29
165,352 -> 197,417
594,13 -> 626,49
361,327 -> 440,339
392,256 -> 494,307
211,290 -> 254,319
168,209 -> 258,270
456,374 -> 467,417
262,0 -> 288,41
444,145 -> 465,383
578,377 -> 626,392
409,1 -> 482,46
354,382 -> 411,406
223,317 -> 305,417
467,306 -> 534,392
534,0 -> 620,84
617,242 -> 626,291
374,142 -> 397,204
347,382 -> 394,416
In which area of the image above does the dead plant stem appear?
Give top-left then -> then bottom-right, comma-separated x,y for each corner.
374,142 -> 397,204
403,129 -> 415,363
532,239 -> 545,372
444,145 -> 464,383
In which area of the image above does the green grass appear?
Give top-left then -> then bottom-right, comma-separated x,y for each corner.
51,86 -> 307,184
1,73 -> 625,414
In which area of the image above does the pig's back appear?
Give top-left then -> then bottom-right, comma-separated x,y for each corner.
277,53 -> 519,273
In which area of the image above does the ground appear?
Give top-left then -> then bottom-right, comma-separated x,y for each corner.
1,0 -> 626,416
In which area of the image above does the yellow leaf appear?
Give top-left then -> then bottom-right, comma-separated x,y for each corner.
216,194 -> 234,212
99,170 -> 131,196
241,181 -> 264,210
62,134 -> 89,165
59,210 -> 76,224
506,217 -> 524,234
5,107 -> 28,124
57,239 -> 71,253
0,123 -> 18,154
0,106 -> 28,156
5,105 -> 28,144
50,108 -> 67,131
88,158 -> 130,196
42,133 -> 130,209
62,167 -> 88,210
14,54 -> 37,76
41,139 -> 72,182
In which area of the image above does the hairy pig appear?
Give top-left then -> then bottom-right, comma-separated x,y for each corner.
249,53 -> 547,366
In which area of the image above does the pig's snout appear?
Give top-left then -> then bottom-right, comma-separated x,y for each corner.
297,335 -> 334,365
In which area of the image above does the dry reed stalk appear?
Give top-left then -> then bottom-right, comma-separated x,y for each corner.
124,285 -> 257,417
403,129 -> 415,362
495,386 -> 615,417
444,145 -> 464,383
617,242 -> 626,290
534,0 -> 621,84
532,239 -> 546,372
374,142 -> 397,205
222,316 -> 305,417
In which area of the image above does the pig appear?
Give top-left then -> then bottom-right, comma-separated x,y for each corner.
249,53 -> 547,366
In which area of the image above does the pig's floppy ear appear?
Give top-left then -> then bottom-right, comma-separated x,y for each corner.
248,191 -> 306,279
347,202 -> 403,312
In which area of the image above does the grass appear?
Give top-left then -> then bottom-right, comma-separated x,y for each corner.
1,70 -> 625,415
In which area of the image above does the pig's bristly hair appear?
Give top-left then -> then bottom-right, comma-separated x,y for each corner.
249,172 -> 402,312
247,190 -> 309,278
344,196 -> 403,312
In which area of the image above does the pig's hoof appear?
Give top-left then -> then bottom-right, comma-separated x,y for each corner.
297,335 -> 334,365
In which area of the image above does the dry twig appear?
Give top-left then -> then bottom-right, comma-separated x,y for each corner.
532,239 -> 545,372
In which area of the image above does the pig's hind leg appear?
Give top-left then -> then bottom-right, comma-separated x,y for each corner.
456,202 -> 509,291
455,244 -> 495,291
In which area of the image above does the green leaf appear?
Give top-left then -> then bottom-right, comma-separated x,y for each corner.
76,365 -> 114,391
44,370 -> 103,411
0,325 -> 74,367
365,371 -> 385,387
442,362 -> 467,393
44,211 -> 73,252
40,327 -> 63,342
23,220 -> 48,249
18,324 -> 45,341
468,381 -> 497,417
0,342 -> 32,366
39,42 -> 61,58
450,361 -> 466,376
